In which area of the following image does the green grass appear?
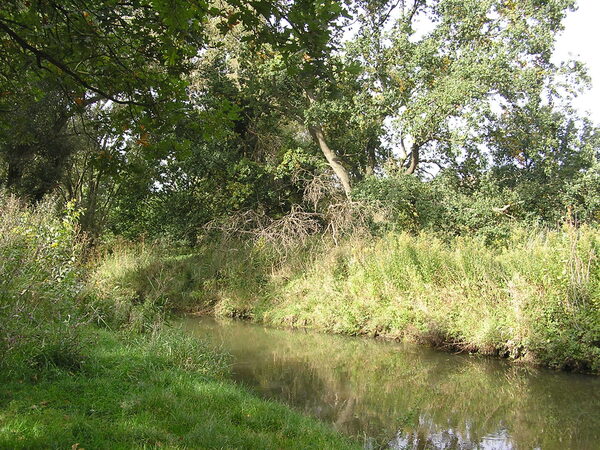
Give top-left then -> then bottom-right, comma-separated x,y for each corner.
0,327 -> 359,449
90,226 -> 600,373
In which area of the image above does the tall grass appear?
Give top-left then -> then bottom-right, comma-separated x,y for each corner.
255,227 -> 600,372
0,194 -> 85,378
91,226 -> 600,372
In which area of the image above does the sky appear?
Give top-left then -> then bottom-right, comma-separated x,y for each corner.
553,0 -> 600,123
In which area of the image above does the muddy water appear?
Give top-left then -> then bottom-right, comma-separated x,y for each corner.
181,316 -> 600,449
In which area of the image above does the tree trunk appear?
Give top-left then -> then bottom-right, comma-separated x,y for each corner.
365,137 -> 376,176
305,88 -> 352,199
405,144 -> 420,175
308,124 -> 352,198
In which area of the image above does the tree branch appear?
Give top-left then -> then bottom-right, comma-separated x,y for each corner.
0,19 -> 149,107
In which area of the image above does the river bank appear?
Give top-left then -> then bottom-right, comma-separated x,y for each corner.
2,195 -> 598,448
91,227 -> 600,373
0,196 -> 358,449
0,327 -> 359,449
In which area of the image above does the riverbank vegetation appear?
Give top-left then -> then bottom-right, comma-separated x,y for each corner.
0,195 -> 359,449
1,328 -> 358,449
90,224 -> 600,373
1,0 -> 600,446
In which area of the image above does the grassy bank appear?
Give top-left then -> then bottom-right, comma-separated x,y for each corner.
91,227 -> 600,373
0,328 -> 358,449
0,194 -> 358,449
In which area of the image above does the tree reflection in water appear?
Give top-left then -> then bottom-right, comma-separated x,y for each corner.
182,317 -> 600,449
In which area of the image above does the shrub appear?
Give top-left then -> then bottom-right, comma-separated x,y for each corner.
0,194 -> 86,379
353,173 -> 519,243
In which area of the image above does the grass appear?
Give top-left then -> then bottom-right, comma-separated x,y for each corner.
254,227 -> 600,372
0,327 -> 359,449
90,226 -> 600,373
0,193 -> 359,449
259,228 -> 600,372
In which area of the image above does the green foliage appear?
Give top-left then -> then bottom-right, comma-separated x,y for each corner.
87,238 -> 275,325
353,173 -> 518,243
354,146 -> 600,242
2,0 -> 596,241
353,174 -> 443,233
87,242 -> 192,331
0,0 -> 218,105
0,194 -> 86,379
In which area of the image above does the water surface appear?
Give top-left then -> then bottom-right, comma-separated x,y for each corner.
181,316 -> 600,449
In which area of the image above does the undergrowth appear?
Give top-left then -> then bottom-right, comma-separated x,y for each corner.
0,194 -> 85,379
91,226 -> 600,373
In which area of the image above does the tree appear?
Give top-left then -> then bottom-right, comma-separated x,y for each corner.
222,0 -> 585,199
0,82 -> 76,200
487,100 -> 600,221
0,0 -> 284,200
345,0 -> 583,175
1,0 -> 596,238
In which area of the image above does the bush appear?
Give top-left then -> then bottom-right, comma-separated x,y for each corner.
353,173 -> 519,243
0,194 -> 86,379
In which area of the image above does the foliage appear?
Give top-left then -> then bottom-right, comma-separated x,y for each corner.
353,151 -> 600,241
488,104 -> 600,223
113,227 -> 597,373
0,0 -> 249,105
87,238 -> 273,323
2,0 -> 598,240
0,193 -> 86,379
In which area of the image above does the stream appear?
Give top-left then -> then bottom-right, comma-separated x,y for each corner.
181,316 -> 600,449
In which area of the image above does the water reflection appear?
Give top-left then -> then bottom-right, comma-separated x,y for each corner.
181,317 -> 600,449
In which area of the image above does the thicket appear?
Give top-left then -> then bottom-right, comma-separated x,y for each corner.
0,194 -> 85,378
0,192 -> 227,380
353,169 -> 600,243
